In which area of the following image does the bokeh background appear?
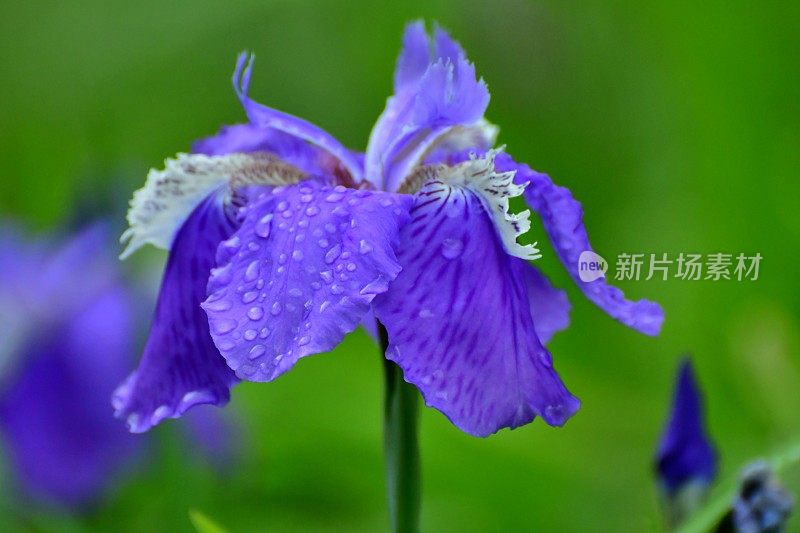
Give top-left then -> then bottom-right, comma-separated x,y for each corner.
1,0 -> 799,531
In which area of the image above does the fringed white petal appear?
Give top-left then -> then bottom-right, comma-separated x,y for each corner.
409,149 -> 541,260
120,152 -> 305,259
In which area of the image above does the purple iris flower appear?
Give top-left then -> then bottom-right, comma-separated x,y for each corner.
655,358 -> 717,496
0,224 -> 139,507
115,22 -> 663,437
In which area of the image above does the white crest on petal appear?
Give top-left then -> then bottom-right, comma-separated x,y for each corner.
120,152 -> 305,259
411,149 -> 541,261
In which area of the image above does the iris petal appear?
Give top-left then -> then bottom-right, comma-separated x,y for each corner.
0,285 -> 138,505
497,153 -> 665,335
204,182 -> 411,382
524,265 -> 571,345
192,123 -> 329,177
373,179 -> 580,437
366,24 -> 494,191
113,194 -> 239,433
233,53 -> 363,184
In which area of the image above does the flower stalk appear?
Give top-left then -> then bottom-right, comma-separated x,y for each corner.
378,322 -> 421,533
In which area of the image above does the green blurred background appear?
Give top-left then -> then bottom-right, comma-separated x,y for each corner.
1,0 -> 799,530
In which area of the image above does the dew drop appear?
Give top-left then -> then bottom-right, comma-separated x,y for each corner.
324,223 -> 337,234
255,214 -> 273,238
247,306 -> 264,320
305,205 -> 320,216
441,238 -> 464,259
204,298 -> 232,312
270,302 -> 282,316
300,194 -> 313,203
297,336 -> 310,346
277,200 -> 289,212
332,206 -> 348,217
292,250 -> 304,261
288,288 -> 303,297
320,270 -> 334,284
249,344 -> 266,359
346,262 -> 357,272
418,308 -> 434,318
244,329 -> 258,341
325,192 -> 344,203
359,240 -> 373,254
214,318 -> 237,335
379,197 -> 394,207
244,260 -> 260,281
324,244 -> 342,264
330,284 -> 344,295
241,291 -> 258,304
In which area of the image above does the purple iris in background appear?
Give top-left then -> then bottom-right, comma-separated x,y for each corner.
0,224 -> 139,507
115,22 -> 663,437
655,358 -> 717,524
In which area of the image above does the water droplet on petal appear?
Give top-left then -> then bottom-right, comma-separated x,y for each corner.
292,250 -> 304,261
325,244 -> 342,264
249,344 -> 266,359
330,284 -> 344,295
305,205 -> 320,216
418,308 -> 434,318
244,329 -> 258,341
255,214 -> 273,238
346,262 -> 357,272
539,351 -> 553,368
297,336 -> 310,346
320,270 -> 333,284
325,192 -> 344,203
214,318 -> 237,334
204,298 -> 232,312
441,238 -> 464,259
288,288 -> 303,297
242,291 -> 258,304
248,306 -> 264,320
332,206 -> 348,217
276,200 -> 289,212
244,260 -> 260,281
324,223 -> 336,234
270,302 -> 282,316
359,240 -> 373,254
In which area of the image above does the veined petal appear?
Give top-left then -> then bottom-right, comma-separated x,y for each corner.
233,53 -> 363,184
0,285 -> 138,506
366,24 -> 495,191
113,194 -> 239,433
524,264 -> 571,345
373,176 -> 580,437
192,123 -> 332,177
496,153 -> 665,335
401,151 -> 540,260
120,152 -> 306,259
204,182 -> 411,382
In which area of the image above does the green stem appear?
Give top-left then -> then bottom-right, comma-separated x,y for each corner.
378,321 -> 421,533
